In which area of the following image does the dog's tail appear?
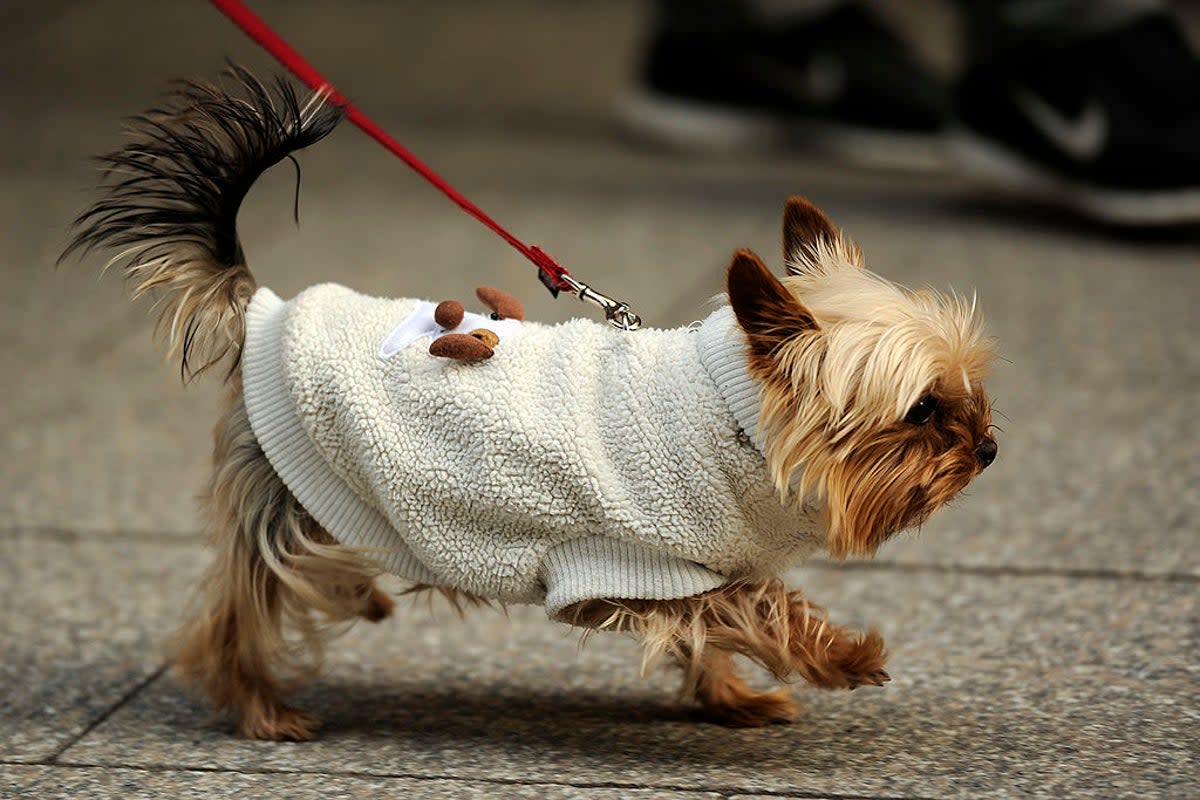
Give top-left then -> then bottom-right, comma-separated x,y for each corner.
61,66 -> 343,382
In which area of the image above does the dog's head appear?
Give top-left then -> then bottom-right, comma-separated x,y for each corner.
728,197 -> 998,559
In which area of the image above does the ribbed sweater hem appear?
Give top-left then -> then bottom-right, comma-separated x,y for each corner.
542,537 -> 726,619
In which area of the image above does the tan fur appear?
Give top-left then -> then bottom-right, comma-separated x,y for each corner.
170,382 -> 391,740
119,240 -> 257,382
563,578 -> 888,720
69,78 -> 997,739
691,648 -> 801,727
402,583 -> 492,615
732,198 -> 997,558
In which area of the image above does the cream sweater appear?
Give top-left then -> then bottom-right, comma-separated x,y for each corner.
241,285 -> 822,618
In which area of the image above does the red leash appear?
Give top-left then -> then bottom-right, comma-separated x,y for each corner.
209,0 -> 641,330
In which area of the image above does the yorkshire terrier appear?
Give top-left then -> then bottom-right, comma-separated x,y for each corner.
64,68 -> 997,740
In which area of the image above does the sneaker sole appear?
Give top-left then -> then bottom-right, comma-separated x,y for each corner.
947,128 -> 1200,227
620,89 -> 947,172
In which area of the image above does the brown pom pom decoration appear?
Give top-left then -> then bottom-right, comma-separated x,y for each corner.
434,300 -> 465,329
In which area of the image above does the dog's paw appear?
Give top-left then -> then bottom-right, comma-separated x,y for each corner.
830,629 -> 890,690
239,705 -> 321,741
361,587 -> 395,623
703,687 -> 800,728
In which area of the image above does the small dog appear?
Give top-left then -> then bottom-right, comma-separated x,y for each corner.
64,69 -> 997,740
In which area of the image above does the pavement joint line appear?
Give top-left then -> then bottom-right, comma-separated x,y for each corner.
18,760 -> 937,800
43,663 -> 169,765
0,526 -> 202,545
4,524 -> 1197,585
809,558 -> 1200,584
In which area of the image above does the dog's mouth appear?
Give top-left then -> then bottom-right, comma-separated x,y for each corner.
905,456 -> 986,529
832,450 -> 984,558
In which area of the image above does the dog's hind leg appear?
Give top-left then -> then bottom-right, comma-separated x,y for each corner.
684,646 -> 800,727
171,388 -> 388,740
360,583 -> 396,622
170,520 -> 319,741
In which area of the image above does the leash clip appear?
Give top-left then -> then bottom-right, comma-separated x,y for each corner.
560,274 -> 643,331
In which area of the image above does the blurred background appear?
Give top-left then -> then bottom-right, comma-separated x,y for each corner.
2,2 -> 1198,798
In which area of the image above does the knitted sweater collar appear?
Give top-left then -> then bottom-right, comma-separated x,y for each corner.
694,305 -> 766,455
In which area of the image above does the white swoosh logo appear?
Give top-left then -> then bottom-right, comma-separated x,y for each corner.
1014,89 -> 1109,162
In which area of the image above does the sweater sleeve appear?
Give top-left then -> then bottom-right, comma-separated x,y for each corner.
539,536 -> 727,620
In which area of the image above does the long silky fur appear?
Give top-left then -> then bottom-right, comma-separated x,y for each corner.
563,578 -> 888,706
171,383 -> 389,740
61,66 -> 343,382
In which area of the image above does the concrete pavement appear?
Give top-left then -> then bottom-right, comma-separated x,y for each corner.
2,2 -> 1197,798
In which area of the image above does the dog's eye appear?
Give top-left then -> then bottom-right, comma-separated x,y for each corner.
489,312 -> 501,321
905,394 -> 939,425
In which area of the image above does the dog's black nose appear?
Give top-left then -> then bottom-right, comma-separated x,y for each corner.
975,439 -> 997,468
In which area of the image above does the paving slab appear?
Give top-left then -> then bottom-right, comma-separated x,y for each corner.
49,561 -> 1196,800
2,765 -> 723,800
0,766 -> 35,800
0,534 -> 202,763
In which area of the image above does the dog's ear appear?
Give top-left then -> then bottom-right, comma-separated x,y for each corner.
727,248 -> 818,357
783,196 -> 837,260
783,196 -> 862,273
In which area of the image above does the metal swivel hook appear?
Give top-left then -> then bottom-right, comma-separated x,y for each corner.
559,275 -> 643,331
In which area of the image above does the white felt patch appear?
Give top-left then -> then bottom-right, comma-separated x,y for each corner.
378,301 -> 524,359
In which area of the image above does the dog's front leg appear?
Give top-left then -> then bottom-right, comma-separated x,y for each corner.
563,597 -> 796,726
620,581 -> 889,694
565,579 -> 888,727
769,586 -> 891,691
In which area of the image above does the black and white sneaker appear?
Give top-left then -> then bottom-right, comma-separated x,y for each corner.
620,2 -> 947,170
949,13 -> 1200,226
